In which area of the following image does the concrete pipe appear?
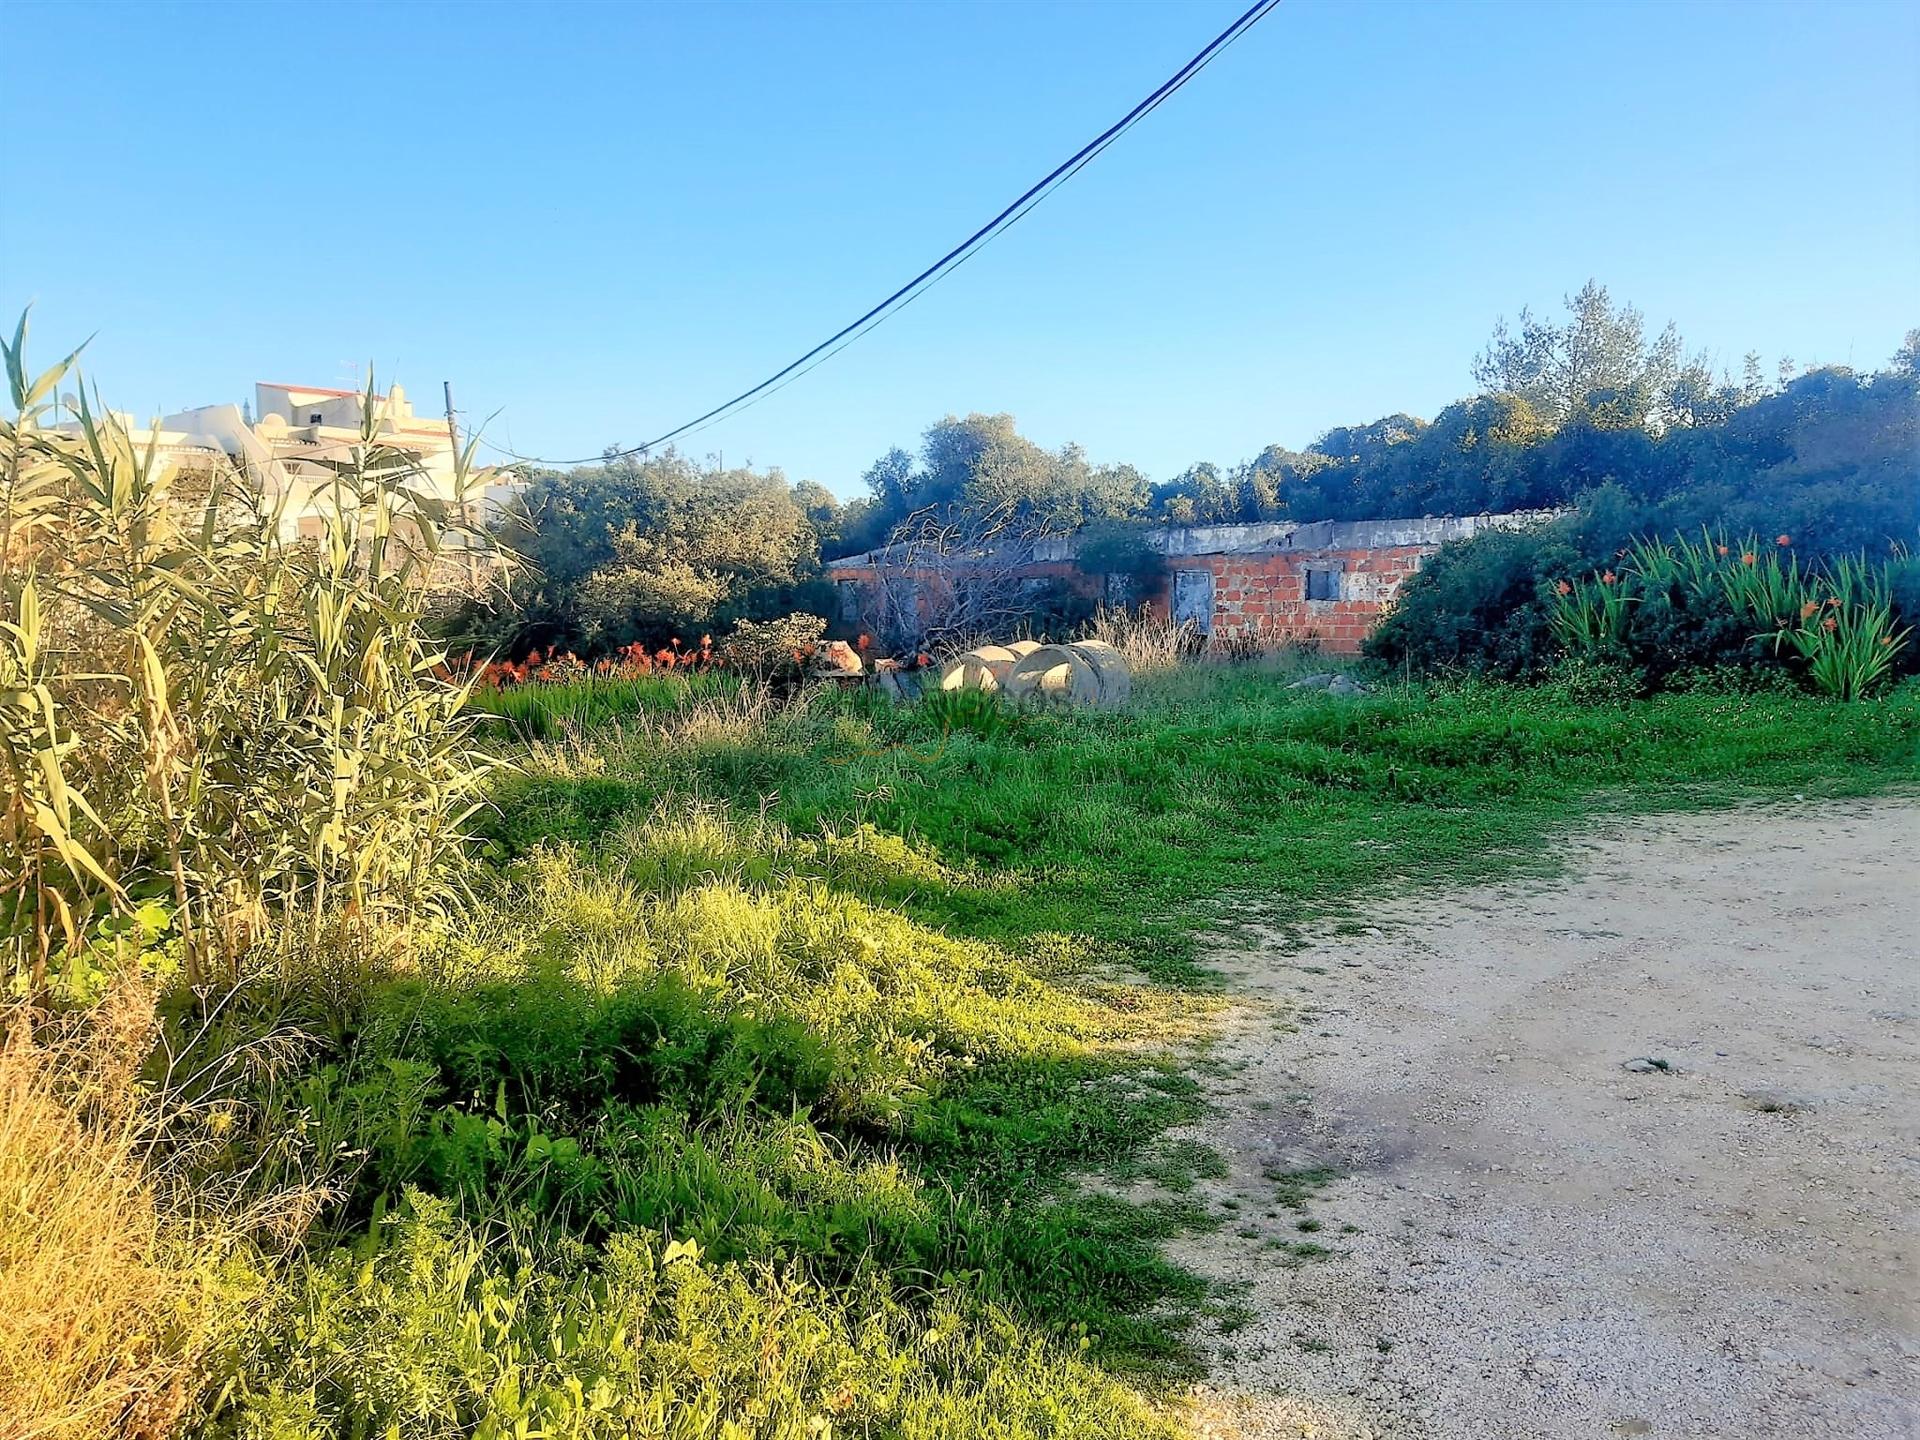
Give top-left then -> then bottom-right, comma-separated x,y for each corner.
938,645 -> 1019,693
1004,644 -> 1103,706
1065,639 -> 1131,707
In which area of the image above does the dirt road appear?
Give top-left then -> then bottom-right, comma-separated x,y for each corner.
1173,798 -> 1920,1440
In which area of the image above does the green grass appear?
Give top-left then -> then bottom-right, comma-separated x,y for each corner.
482,666 -> 1920,983
466,672 -> 742,741
196,666 -> 1917,1438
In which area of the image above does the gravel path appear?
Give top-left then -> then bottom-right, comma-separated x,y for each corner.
1171,798 -> 1920,1440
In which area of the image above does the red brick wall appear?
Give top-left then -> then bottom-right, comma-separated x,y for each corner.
1165,546 -> 1432,654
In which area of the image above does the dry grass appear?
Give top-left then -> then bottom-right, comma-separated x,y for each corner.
1,989 -> 186,1440
1083,605 -> 1322,674
0,987 -> 269,1440
1083,605 -> 1204,675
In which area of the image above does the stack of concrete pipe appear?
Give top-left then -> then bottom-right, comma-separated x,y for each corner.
936,638 -> 1130,708
935,639 -> 1040,694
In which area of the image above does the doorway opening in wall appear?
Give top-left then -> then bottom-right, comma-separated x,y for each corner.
1172,568 -> 1214,633
1305,568 -> 1341,602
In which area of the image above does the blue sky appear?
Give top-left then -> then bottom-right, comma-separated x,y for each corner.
2,0 -> 1915,497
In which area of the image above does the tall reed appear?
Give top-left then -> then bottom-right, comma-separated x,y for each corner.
1,313 -> 498,993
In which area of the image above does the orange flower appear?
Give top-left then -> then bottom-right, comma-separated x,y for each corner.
1799,601 -> 1819,619
1776,534 -> 1791,547
1716,544 -> 1729,557
1740,552 -> 1756,566
1601,570 -> 1617,584
1827,596 -> 1842,608
700,634 -> 711,647
1555,579 -> 1573,596
1822,616 -> 1838,632
856,633 -> 872,650
916,651 -> 933,667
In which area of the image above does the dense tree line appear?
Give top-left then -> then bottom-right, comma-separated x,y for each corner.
840,286 -> 1915,556
1153,361 -> 1916,552
467,285 -> 1917,657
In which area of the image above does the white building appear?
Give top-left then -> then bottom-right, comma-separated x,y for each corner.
64,380 -> 523,547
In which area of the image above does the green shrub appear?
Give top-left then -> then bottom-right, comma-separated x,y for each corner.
915,687 -> 1016,742
714,613 -> 829,674
376,970 -> 842,1124
1374,509 -> 1913,696
1366,524 -> 1573,678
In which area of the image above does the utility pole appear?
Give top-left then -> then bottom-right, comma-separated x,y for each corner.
443,380 -> 461,460
444,380 -> 480,594
443,379 -> 468,521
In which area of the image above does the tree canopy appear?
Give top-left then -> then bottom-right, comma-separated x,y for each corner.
483,452 -> 836,654
841,413 -> 1151,552
826,287 -> 1914,562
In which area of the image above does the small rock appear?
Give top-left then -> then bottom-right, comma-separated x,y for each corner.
1742,1088 -> 1808,1115
810,640 -> 864,677
1622,1057 -> 1674,1074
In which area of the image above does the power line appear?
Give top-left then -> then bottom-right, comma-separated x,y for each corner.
487,0 -> 1281,470
651,3 -> 1275,454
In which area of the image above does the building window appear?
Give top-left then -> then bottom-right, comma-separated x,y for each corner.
1305,568 -> 1341,602
836,579 -> 862,622
309,412 -> 324,424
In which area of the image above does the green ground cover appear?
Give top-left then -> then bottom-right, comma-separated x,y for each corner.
484,666 -> 1920,982
200,666 -> 1918,1438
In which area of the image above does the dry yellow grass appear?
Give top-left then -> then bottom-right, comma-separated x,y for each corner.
0,988 -> 208,1440
1082,604 -> 1198,674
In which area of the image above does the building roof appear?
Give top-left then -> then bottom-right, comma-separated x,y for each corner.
258,382 -> 362,398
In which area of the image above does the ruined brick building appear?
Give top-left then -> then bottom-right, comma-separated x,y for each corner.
826,512 -> 1554,654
